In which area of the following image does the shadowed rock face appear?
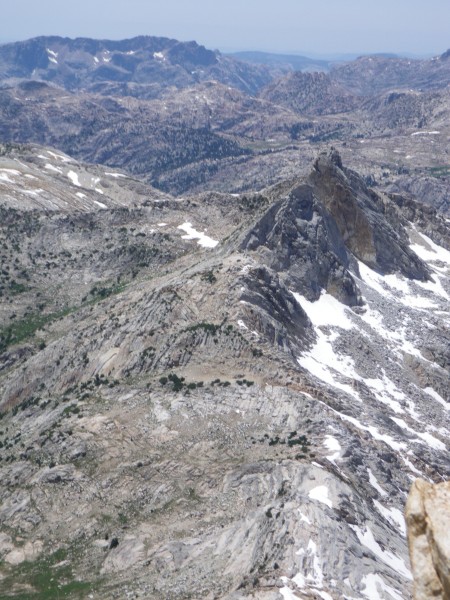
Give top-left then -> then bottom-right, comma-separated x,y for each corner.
241,181 -> 361,306
241,149 -> 430,308
406,479 -> 450,600
309,149 -> 430,280
309,149 -> 377,265
239,265 -> 313,354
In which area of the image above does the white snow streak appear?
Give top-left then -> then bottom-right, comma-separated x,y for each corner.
373,500 -> 407,536
67,171 -> 81,187
361,574 -> 403,600
411,130 -> 440,136
45,163 -> 62,173
391,417 -> 445,450
105,171 -> 127,178
423,387 -> 449,410
177,222 -> 219,248
308,486 -> 332,509
350,525 -> 411,580
94,200 -> 107,209
410,230 -> 450,266
367,469 -> 387,497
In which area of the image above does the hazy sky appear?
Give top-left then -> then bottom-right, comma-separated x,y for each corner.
2,0 -> 450,56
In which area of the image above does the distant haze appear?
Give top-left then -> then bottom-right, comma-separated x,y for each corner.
2,0 -> 450,56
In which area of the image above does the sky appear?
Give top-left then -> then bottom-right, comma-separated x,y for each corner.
2,0 -> 450,57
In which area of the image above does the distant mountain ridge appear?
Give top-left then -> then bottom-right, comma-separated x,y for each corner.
0,35 -> 284,96
1,35 -> 450,213
226,50 -> 330,73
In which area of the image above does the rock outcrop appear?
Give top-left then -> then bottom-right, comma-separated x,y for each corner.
406,479 -> 450,600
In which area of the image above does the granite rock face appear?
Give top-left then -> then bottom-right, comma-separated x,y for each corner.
406,479 -> 450,600
0,144 -> 449,599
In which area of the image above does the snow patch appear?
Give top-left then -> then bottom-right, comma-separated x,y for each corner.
350,525 -> 411,580
390,417 -> 446,450
361,573 -> 403,600
298,511 -> 311,525
367,469 -> 387,497
297,329 -> 361,401
94,200 -> 107,209
294,292 -> 362,400
362,373 -> 405,414
177,222 -> 219,248
279,583 -> 300,600
46,150 -> 71,162
22,189 -> 43,196
292,291 -> 354,330
105,171 -> 127,178
308,486 -> 332,509
410,230 -> 450,265
357,261 -> 389,296
45,163 -> 62,173
324,436 -> 341,462
373,500 -> 407,536
0,173 -> 15,183
423,387 -> 449,410
46,49 -> 58,64
338,412 -> 406,452
411,130 -> 440,136
67,171 -> 81,187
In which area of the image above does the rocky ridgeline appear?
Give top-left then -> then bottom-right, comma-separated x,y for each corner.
0,146 -> 448,599
0,35 -> 279,97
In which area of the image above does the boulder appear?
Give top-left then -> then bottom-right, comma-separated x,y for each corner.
406,479 -> 450,599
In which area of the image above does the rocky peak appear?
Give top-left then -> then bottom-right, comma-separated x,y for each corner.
241,150 -> 430,309
312,147 -> 344,172
308,149 -> 430,280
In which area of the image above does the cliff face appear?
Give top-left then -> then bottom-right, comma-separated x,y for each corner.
0,145 -> 449,599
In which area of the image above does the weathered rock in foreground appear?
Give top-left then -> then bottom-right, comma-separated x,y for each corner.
406,479 -> 450,600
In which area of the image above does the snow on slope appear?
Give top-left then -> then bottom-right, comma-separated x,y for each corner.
280,228 -> 449,600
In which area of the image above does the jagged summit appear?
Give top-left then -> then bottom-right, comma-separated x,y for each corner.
242,149 -> 430,309
309,149 -> 430,280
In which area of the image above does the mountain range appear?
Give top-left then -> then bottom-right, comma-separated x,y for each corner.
1,36 -> 450,214
0,35 -> 449,600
